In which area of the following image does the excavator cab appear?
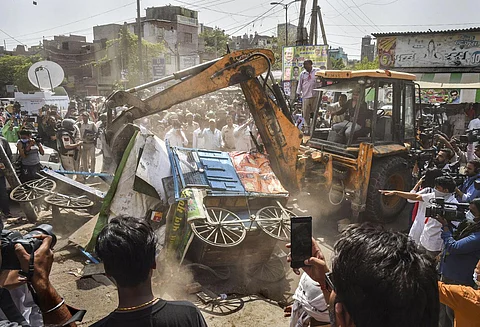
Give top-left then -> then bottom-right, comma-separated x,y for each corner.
302,70 -> 417,223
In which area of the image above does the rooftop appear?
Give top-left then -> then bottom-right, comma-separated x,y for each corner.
372,27 -> 480,37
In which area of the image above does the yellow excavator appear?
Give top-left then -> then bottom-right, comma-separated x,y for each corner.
104,49 -> 416,222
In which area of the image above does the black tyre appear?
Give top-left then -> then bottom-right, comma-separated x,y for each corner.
365,156 -> 411,223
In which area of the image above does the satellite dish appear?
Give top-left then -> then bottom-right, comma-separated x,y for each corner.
28,61 -> 65,91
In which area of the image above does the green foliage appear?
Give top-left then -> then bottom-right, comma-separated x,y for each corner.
330,57 -> 346,70
200,28 -> 229,56
353,57 -> 379,70
0,55 -> 41,96
99,28 -> 166,88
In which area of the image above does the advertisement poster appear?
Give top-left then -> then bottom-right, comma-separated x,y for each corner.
377,32 -> 480,69
282,45 -> 328,81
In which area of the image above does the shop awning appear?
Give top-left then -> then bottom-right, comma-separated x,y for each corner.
415,72 -> 480,89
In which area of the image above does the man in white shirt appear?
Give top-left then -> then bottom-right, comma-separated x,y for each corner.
193,119 -> 206,149
467,115 -> 480,161
164,120 -> 188,147
234,118 -> 254,152
198,119 -> 222,151
183,113 -> 199,146
381,175 -> 458,258
296,60 -> 319,131
221,116 -> 237,151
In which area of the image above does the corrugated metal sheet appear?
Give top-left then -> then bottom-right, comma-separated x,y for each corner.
372,27 -> 480,37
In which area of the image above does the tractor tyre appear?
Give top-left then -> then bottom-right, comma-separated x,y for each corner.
365,156 -> 411,223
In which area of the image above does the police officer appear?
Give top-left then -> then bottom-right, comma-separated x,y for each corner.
56,119 -> 82,176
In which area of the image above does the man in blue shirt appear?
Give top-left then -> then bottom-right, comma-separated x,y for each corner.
455,160 -> 480,202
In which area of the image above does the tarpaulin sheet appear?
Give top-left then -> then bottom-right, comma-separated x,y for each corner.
229,152 -> 288,194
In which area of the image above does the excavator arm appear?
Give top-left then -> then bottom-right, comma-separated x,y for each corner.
105,49 -> 302,191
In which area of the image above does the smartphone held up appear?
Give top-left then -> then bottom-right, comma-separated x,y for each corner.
290,216 -> 312,269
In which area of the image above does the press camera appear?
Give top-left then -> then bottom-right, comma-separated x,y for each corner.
1,224 -> 56,270
425,198 -> 469,222
460,128 -> 480,144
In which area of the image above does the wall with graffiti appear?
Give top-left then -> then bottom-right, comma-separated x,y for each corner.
378,32 -> 480,69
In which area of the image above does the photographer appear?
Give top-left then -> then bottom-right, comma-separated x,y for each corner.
16,130 -> 44,183
436,135 -> 467,168
0,235 -> 79,326
381,176 -> 458,258
435,198 -> 480,327
455,160 -> 480,202
433,148 -> 455,171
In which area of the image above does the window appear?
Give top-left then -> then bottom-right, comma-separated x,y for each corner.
62,42 -> 69,50
101,62 -> 111,77
184,32 -> 193,43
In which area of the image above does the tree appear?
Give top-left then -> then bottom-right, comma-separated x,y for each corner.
199,27 -> 229,57
330,57 -> 346,70
0,55 -> 41,96
353,57 -> 379,70
96,28 -> 165,89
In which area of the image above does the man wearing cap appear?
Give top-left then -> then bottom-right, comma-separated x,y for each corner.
78,111 -> 98,175
296,60 -> 319,133
198,119 -> 222,151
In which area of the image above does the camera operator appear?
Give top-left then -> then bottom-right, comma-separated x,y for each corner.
438,259 -> 480,327
455,160 -> 480,202
381,176 -> 458,258
433,148 -> 455,171
436,135 -> 467,168
16,130 -> 44,183
0,235 -> 79,326
435,198 -> 480,327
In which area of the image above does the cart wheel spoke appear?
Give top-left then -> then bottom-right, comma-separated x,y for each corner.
255,206 -> 295,241
190,208 -> 246,247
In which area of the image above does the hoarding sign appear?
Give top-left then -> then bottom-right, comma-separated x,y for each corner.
378,32 -> 480,69
152,57 -> 166,79
282,45 -> 328,82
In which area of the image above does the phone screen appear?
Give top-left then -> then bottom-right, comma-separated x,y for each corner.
290,216 -> 312,268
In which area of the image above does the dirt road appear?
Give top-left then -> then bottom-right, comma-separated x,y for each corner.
6,185 -> 408,327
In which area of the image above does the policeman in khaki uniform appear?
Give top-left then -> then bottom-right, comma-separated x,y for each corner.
56,119 -> 82,176
78,111 -> 98,174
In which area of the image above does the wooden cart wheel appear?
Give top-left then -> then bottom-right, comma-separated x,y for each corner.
10,178 -> 56,202
44,194 -> 94,209
196,297 -> 244,316
255,206 -> 295,242
190,208 -> 246,247
247,255 -> 286,282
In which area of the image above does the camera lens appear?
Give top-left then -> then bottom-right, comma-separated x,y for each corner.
23,224 -> 57,248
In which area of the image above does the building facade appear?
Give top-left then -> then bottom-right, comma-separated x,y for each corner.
361,35 -> 375,62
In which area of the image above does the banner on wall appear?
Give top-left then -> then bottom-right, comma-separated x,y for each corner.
282,45 -> 328,82
377,32 -> 480,69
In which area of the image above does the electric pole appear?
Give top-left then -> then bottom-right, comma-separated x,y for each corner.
136,0 -> 143,82
317,7 -> 328,46
296,0 -> 307,45
309,0 -> 318,45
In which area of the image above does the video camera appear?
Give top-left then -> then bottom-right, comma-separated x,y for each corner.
425,198 -> 469,222
1,224 -> 56,270
460,128 -> 480,144
410,148 -> 437,161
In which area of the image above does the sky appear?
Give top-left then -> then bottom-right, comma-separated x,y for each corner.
1,0 -> 479,58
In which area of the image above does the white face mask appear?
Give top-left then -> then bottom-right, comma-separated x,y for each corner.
473,271 -> 480,287
466,210 -> 476,222
434,189 -> 450,198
